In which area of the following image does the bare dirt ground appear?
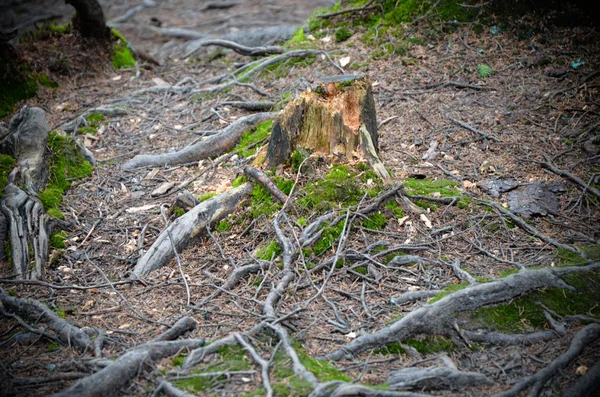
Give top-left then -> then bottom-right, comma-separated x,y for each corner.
1,1 -> 599,396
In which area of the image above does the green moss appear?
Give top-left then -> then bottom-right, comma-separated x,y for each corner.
47,207 -> 64,220
298,165 -> 363,210
291,148 -> 309,173
50,22 -> 71,34
477,64 -> 493,78
335,27 -> 353,42
53,306 -> 66,319
385,201 -> 404,217
0,154 -> 15,196
556,247 -> 586,265
241,389 -> 267,397
271,343 -> 348,396
257,240 -> 282,260
172,354 -> 186,367
215,220 -> 232,233
47,343 -> 59,351
249,184 -> 281,219
470,269 -> 600,333
403,178 -> 460,197
274,176 -> 294,195
174,345 -> 251,393
295,344 -> 350,382
375,336 -> 455,355
0,72 -> 38,119
198,192 -> 217,202
173,206 -> 186,217
429,281 -> 469,303
50,231 -> 68,249
36,74 -> 58,89
362,213 -> 387,230
232,176 -> 248,188
110,29 -> 135,69
354,265 -> 368,275
232,120 -> 273,158
471,297 -> 546,333
457,196 -> 471,209
313,222 -> 345,256
39,132 -> 93,215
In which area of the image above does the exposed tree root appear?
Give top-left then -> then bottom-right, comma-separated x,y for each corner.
244,166 -> 288,204
325,263 -> 599,360
0,107 -> 51,279
387,366 -> 494,391
562,358 -> 600,397
491,323 -> 600,397
51,336 -> 204,397
186,39 -> 283,57
541,156 -> 600,200
132,182 -> 254,275
0,287 -> 92,351
481,201 -> 585,257
122,112 -> 275,170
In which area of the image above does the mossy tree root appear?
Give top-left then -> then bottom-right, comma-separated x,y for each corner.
122,112 -> 276,170
0,107 -> 51,280
325,263 -> 600,361
132,182 -> 254,276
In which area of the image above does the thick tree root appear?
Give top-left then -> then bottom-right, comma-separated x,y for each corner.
122,112 -> 276,170
387,367 -> 494,391
51,338 -> 205,397
133,182 -> 254,275
0,287 -> 93,351
325,263 -> 599,360
0,107 -> 51,279
491,323 -> 600,397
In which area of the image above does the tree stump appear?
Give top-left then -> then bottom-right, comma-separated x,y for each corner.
265,76 -> 389,179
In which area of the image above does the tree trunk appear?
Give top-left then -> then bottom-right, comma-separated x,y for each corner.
265,76 -> 389,179
66,0 -> 110,39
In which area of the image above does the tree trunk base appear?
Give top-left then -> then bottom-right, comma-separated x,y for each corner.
265,76 -> 388,179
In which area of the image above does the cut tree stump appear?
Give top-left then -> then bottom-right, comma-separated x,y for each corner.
265,75 -> 390,179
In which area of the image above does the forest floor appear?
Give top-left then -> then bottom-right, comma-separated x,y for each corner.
1,1 -> 599,396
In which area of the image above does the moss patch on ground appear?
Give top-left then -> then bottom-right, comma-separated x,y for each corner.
271,343 -> 349,396
110,29 -> 135,69
469,269 -> 600,333
233,120 -> 273,158
38,132 -> 93,219
375,336 -> 456,355
173,345 -> 252,393
78,112 -> 105,135
0,71 -> 38,119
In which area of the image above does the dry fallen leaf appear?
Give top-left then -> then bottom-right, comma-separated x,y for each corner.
126,204 -> 158,213
420,213 -> 433,228
152,77 -> 170,87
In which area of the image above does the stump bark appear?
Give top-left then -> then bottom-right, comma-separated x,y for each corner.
265,76 -> 389,179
